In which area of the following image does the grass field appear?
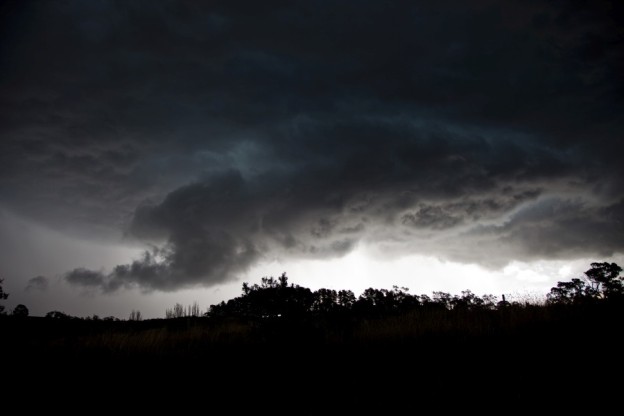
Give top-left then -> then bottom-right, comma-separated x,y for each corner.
1,300 -> 621,413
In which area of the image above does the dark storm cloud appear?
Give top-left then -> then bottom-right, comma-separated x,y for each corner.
25,276 -> 49,292
1,1 -> 623,291
446,197 -> 624,267
65,268 -> 106,288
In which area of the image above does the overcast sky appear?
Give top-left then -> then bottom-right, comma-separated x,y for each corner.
1,1 -> 623,318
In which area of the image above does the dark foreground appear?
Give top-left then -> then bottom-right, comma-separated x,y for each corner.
2,302 -> 622,413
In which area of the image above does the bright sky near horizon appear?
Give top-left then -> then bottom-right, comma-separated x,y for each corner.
2,208 -> 619,318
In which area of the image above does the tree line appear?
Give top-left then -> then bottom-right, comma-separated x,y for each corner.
0,262 -> 622,321
207,262 -> 623,320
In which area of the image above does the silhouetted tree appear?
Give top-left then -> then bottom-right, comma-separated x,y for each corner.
208,273 -> 315,319
547,262 -> 623,304
390,286 -> 420,311
0,278 -> 8,315
166,302 -> 201,318
242,282 -> 251,296
188,301 -> 201,317
354,286 -> 419,316
312,288 -> 339,314
12,304 -> 28,317
129,310 -> 142,321
584,262 -> 623,299
547,278 -> 590,304
166,303 -> 185,318
418,294 -> 433,306
432,291 -> 453,310
45,310 -> 72,319
355,288 -> 387,315
451,290 -> 497,311
337,290 -> 356,309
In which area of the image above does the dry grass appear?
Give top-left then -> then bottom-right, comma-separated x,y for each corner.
3,300 -> 622,362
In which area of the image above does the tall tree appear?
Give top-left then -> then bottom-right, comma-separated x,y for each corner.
584,262 -> 623,299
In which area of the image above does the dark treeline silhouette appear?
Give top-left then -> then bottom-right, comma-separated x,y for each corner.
43,310 -> 120,321
1,261 -> 622,322
206,272 -> 502,320
206,262 -> 623,321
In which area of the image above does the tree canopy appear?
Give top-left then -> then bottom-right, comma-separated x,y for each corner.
207,272 -> 501,320
12,304 -> 29,318
548,262 -> 623,304
207,262 -> 622,321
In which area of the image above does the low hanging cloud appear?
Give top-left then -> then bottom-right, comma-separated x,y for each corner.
0,1 -> 622,292
25,276 -> 49,292
64,268 -> 106,288
64,133 -> 624,291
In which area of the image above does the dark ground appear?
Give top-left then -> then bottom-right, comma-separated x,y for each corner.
1,303 -> 621,413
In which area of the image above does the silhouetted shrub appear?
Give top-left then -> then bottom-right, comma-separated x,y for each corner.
12,304 -> 28,317
45,310 -> 73,320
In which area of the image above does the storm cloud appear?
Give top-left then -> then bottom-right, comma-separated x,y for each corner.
1,1 -> 623,291
25,275 -> 49,292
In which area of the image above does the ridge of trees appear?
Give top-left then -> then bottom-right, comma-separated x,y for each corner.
206,273 -> 503,320
206,262 -> 623,320
1,262 -> 621,321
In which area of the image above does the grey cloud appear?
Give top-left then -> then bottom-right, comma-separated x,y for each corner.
65,268 -> 106,288
25,275 -> 49,292
62,110 -> 623,291
503,198 -> 624,258
448,197 -> 624,267
101,170 -> 366,291
402,207 -> 464,230
1,1 -> 622,291
401,189 -> 543,231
